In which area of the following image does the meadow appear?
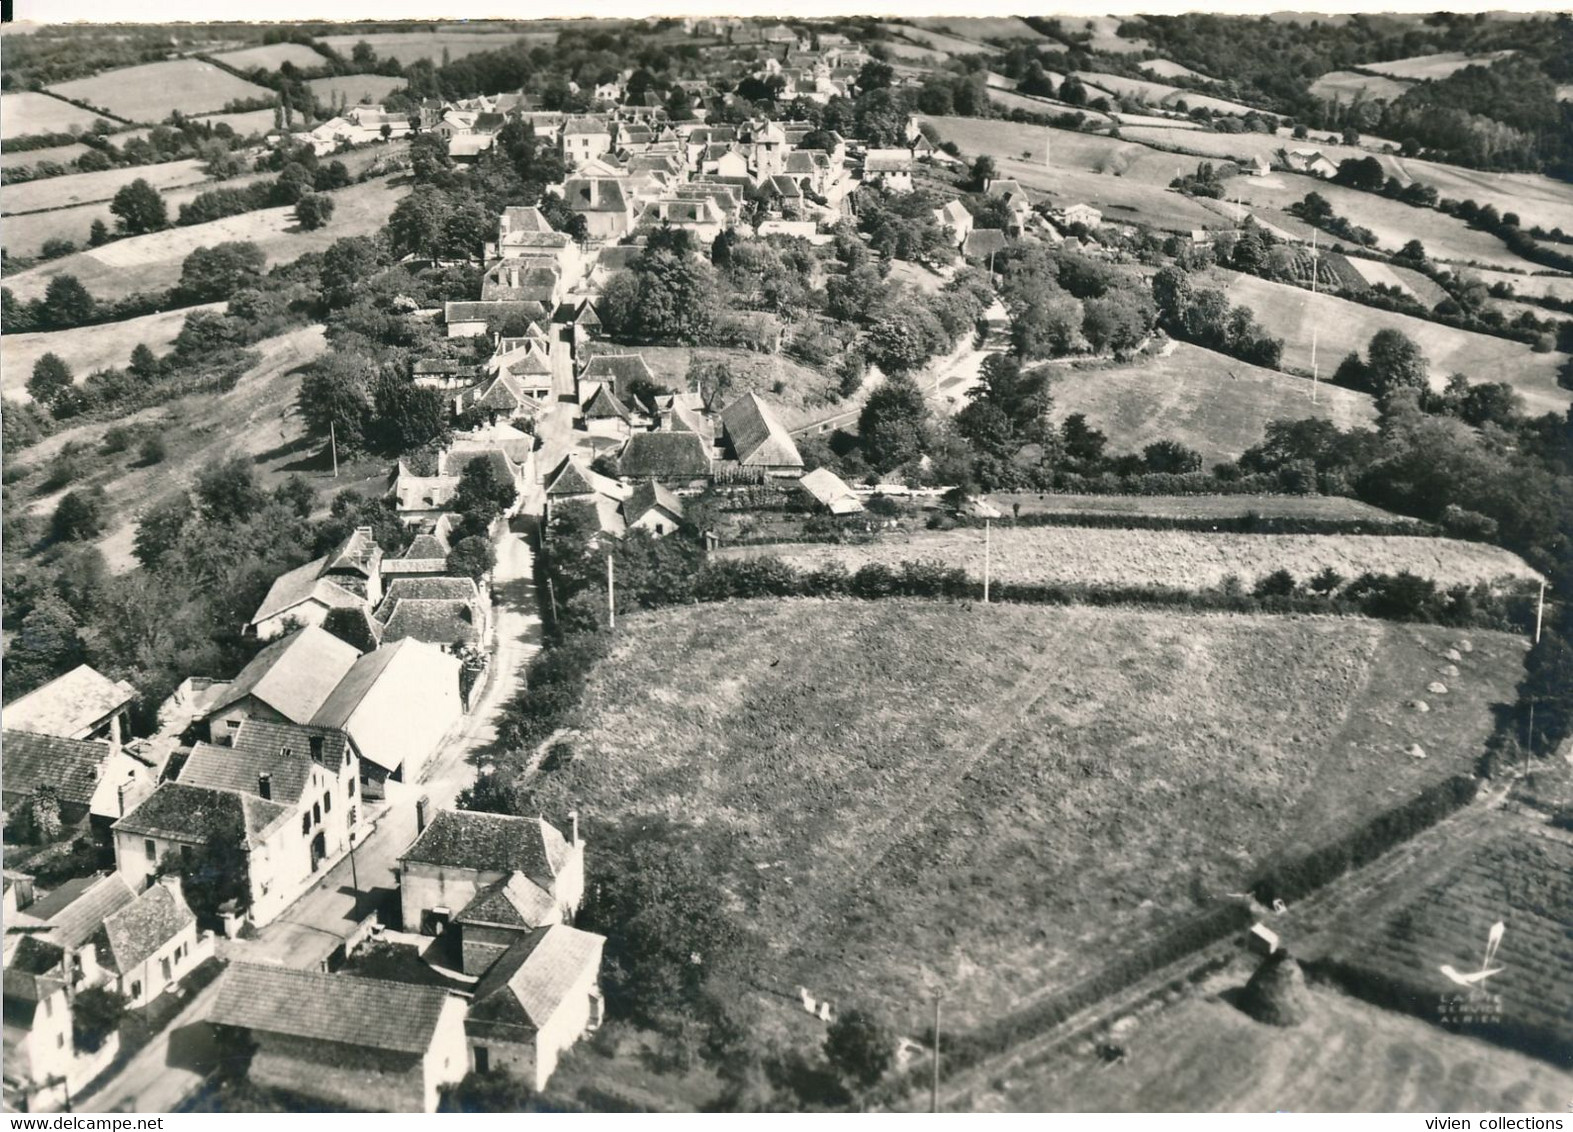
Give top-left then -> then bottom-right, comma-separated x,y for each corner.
1078,71 -> 1262,117
316,30 -> 550,63
1138,58 -> 1209,81
306,74 -> 409,106
211,43 -> 327,71
1220,271 -> 1573,415
727,527 -> 1540,590
4,158 -> 216,215
1308,70 -> 1413,103
2,303 -> 226,400
1469,269 -> 1573,302
3,176 -> 410,303
878,23 -> 1001,58
983,492 -> 1414,526
1343,258 -> 1449,307
0,141 -> 91,170
986,89 -> 1115,126
1072,15 -> 1150,54
1389,157 -> 1573,236
47,59 -> 274,122
911,17 -> 1056,44
973,969 -> 1571,1112
194,109 -> 279,135
1361,50 -> 1516,80
1,92 -> 117,139
1044,341 -> 1377,467
528,600 -> 1525,1031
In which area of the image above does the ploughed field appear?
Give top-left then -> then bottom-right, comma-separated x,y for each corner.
531,600 -> 1526,1031
720,527 -> 1540,591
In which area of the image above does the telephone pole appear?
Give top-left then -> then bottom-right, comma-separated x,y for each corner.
606,556 -> 616,630
931,992 -> 943,1113
330,420 -> 339,477
1534,579 -> 1546,643
1309,228 -> 1319,404
982,518 -> 992,604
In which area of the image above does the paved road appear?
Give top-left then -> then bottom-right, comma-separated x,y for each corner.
78,976 -> 226,1114
236,518 -> 544,969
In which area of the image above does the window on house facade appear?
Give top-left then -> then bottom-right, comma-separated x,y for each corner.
323,791 -> 331,815
313,802 -> 321,825
302,813 -> 312,836
130,980 -> 142,999
145,839 -> 158,862
348,776 -> 356,797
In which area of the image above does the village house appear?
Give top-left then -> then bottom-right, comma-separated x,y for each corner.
862,149 -> 914,193
1,731 -> 158,836
933,199 -> 974,247
380,516 -> 458,583
246,528 -> 384,640
576,353 -> 656,402
481,260 -> 565,309
1063,202 -> 1104,230
718,393 -> 805,476
374,576 -> 489,653
984,178 -> 1034,233
208,964 -> 469,1113
117,717 -> 361,927
798,466 -> 865,515
201,626 -> 362,740
561,116 -> 613,164
1284,148 -> 1338,179
616,429 -> 714,486
398,810 -> 585,974
4,664 -> 136,745
2,967 -> 104,1113
963,227 -> 1009,263
442,299 -> 550,339
308,638 -> 463,795
391,443 -> 532,523
620,480 -> 685,536
562,177 -> 635,240
634,196 -> 727,241
464,924 -> 606,1091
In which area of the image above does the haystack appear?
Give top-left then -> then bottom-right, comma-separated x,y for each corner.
1238,953 -> 1311,1027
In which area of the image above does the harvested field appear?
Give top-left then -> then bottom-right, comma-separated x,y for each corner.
1309,70 -> 1413,103
2,303 -> 225,400
305,74 -> 409,105
982,492 -> 1414,527
1044,341 -> 1377,467
728,527 -> 1540,590
1362,50 -> 1515,81
1344,257 -> 1450,307
194,109 -> 279,135
211,43 -> 326,71
1221,271 -> 1573,414
3,158 -> 214,215
1111,111 -> 1200,130
1139,58 -> 1210,81
47,59 -> 273,123
1079,71 -> 1263,118
0,142 -> 91,170
316,30 -> 546,63
974,968 -> 1571,1111
911,17 -> 1057,44
1230,171 -> 1538,270
879,23 -> 1000,58
1,92 -> 117,140
2,176 -> 409,303
1120,125 -> 1382,168
530,600 -> 1526,1031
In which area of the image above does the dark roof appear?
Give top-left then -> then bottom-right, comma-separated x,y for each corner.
617,431 -> 712,479
564,178 -> 628,213
379,601 -> 480,649
114,782 -> 285,845
92,881 -> 196,976
210,964 -> 457,1055
400,811 -> 571,891
25,874 -> 103,922
719,393 -> 803,469
207,626 -> 361,725
7,935 -> 65,977
36,874 -> 137,950
582,384 -> 633,422
404,534 -> 449,561
1,732 -> 110,807
467,925 -> 604,1035
445,300 -> 549,327
383,577 -> 478,603
623,480 -> 684,522
455,871 -> 556,929
180,720 -> 347,805
545,458 -> 598,498
963,228 -> 1009,258
579,354 -> 654,398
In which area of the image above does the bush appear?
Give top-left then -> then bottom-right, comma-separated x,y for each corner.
138,434 -> 168,465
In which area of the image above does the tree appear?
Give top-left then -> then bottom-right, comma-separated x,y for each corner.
409,133 -> 452,183
109,178 -> 168,234
176,241 -> 266,303
319,235 -> 389,308
370,373 -> 450,454
447,535 -> 496,582
455,457 -> 518,517
295,192 -> 336,231
823,1008 -> 894,1108
4,596 -> 87,696
441,1071 -> 538,1113
72,986 -> 128,1054
858,375 -> 930,473
969,154 -> 998,189
1142,439 -> 1203,474
389,186 -> 450,260
40,274 -> 96,329
1151,265 -> 1193,326
1059,73 -> 1089,105
51,489 -> 107,542
195,456 -> 268,525
23,785 -> 64,844
1365,328 -> 1429,404
162,808 -> 250,925
856,59 -> 894,91
28,353 -> 73,405
128,343 -> 162,382
134,494 -> 193,568
88,218 -> 111,247
1082,289 -> 1155,356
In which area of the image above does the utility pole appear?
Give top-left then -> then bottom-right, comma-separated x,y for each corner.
982,518 -> 991,604
330,420 -> 339,478
1534,579 -> 1546,644
1309,228 -> 1319,404
347,827 -> 359,892
931,993 -> 942,1113
606,555 -> 616,630
547,576 -> 560,626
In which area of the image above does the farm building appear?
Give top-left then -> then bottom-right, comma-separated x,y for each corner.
3,665 -> 136,745
718,393 -> 804,476
798,467 -> 865,515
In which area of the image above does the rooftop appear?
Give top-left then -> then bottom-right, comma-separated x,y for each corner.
467,925 -> 605,1033
208,626 -> 362,725
400,810 -> 572,892
210,964 -> 459,1055
3,664 -> 135,739
1,732 -> 112,808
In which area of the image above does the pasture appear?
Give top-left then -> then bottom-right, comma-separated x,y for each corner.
529,600 -> 1526,1030
1470,269 -> 1573,302
879,23 -> 1000,58
2,303 -> 225,400
1119,125 -> 1383,168
1362,50 -> 1516,80
1230,171 -> 1539,270
47,60 -> 273,123
1388,156 -> 1573,236
316,30 -> 548,63
1343,258 -> 1449,307
194,109 -> 279,135
1308,70 -> 1413,103
306,74 -> 409,106
1220,271 -> 1573,414
975,969 -> 1571,1112
1139,58 -> 1210,81
1,92 -> 116,140
1045,341 -> 1376,467
0,142 -> 91,170
2,176 -> 410,303
981,492 -> 1417,527
1072,15 -> 1150,53
986,89 -> 1115,125
1079,71 -> 1263,118
211,43 -> 327,71
3,158 -> 214,216
731,527 -> 1539,590
911,17 -> 1054,44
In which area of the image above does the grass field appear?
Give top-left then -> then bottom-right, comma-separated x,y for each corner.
1343,258 -> 1449,307
986,89 -> 1115,125
975,967 -> 1571,1111
1072,15 -> 1151,54
1308,70 -> 1414,103
11,324 -> 341,573
1139,58 -> 1210,81
1044,341 -> 1377,467
1119,126 -> 1380,168
1470,269 -> 1573,302
2,176 -> 410,303
211,43 -> 326,71
1230,171 -> 1538,270
3,157 -> 216,215
529,600 -> 1525,1030
921,117 -> 1226,232
305,74 -> 409,105
2,303 -> 225,400
47,60 -> 273,122
1362,50 -> 1516,81
1,92 -> 117,140
0,141 -> 91,170
911,17 -> 1057,44
1386,156 -> 1573,237
879,23 -> 1000,58
728,527 -> 1539,590
1220,271 -> 1573,414
982,492 -> 1414,526
1079,71 -> 1263,118
316,30 -> 548,63
194,108 -> 279,135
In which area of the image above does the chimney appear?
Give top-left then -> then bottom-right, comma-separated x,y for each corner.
588,179 -> 599,208
568,809 -> 580,846
415,794 -> 430,834
258,772 -> 272,801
